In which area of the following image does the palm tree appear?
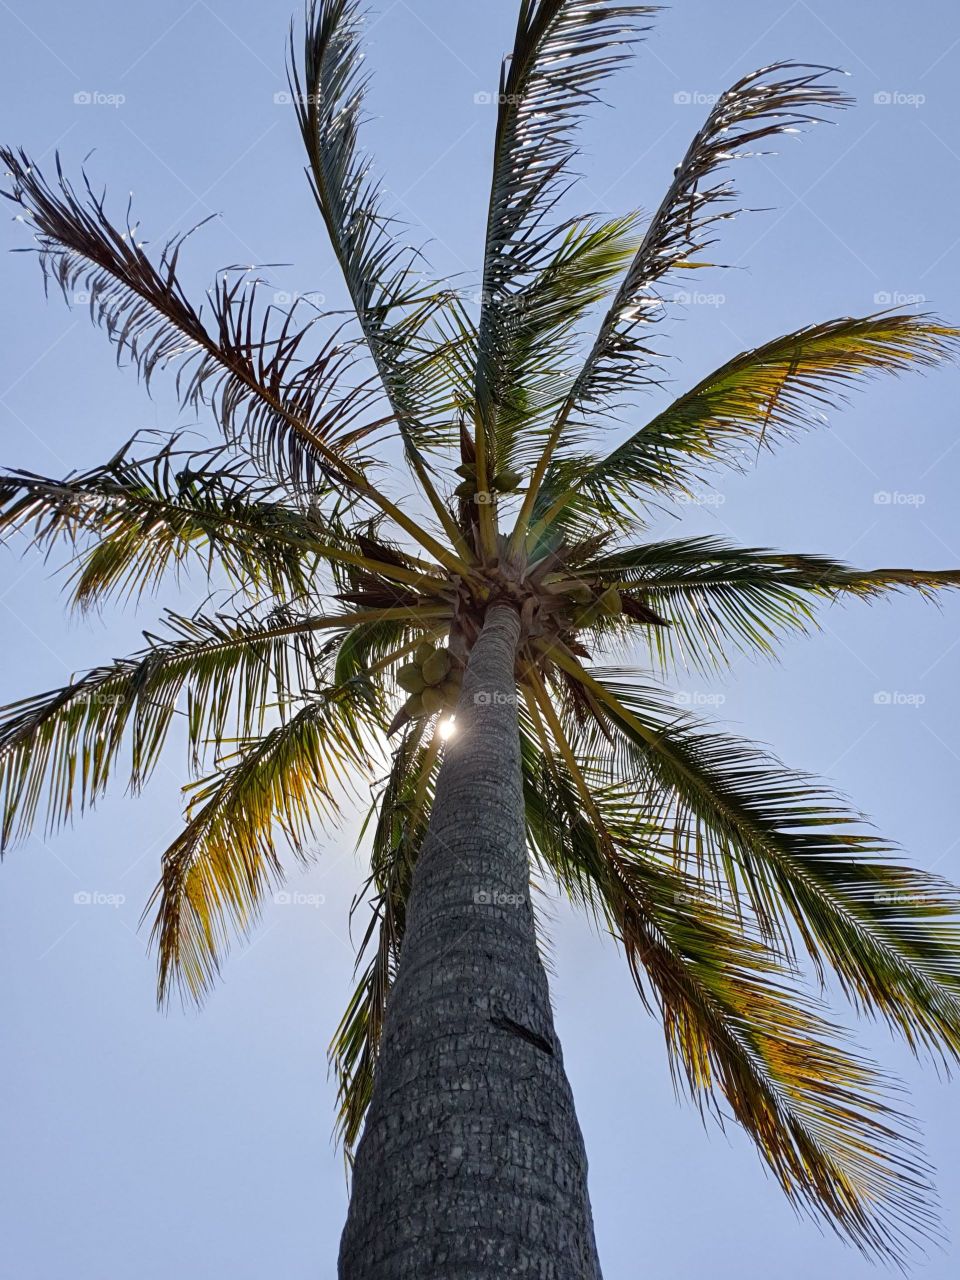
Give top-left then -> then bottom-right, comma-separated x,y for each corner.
3,1 -> 960,1274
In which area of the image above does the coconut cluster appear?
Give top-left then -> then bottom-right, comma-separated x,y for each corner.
453,462 -> 523,501
544,579 -> 623,626
396,641 -> 464,720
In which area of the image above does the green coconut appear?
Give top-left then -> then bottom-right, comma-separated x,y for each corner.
421,686 -> 445,716
404,692 -> 425,718
413,641 -> 435,665
454,463 -> 477,479
454,480 -> 477,499
422,648 -> 452,686
396,662 -> 426,694
439,678 -> 461,705
492,470 -> 523,492
599,586 -> 623,616
568,582 -> 593,605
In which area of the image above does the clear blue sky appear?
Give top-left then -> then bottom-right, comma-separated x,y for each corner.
2,2 -> 960,1276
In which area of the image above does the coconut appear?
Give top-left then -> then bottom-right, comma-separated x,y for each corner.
454,480 -> 476,499
404,692 -> 425,718
599,587 -> 622,616
454,463 -> 477,479
492,469 -> 523,492
421,686 -> 445,716
396,663 -> 426,694
439,678 -> 461,705
422,648 -> 452,686
568,582 -> 593,605
414,641 -> 435,665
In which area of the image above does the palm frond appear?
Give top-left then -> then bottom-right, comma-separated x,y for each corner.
537,314 -> 959,530
1,150 -> 379,489
0,601 -> 445,849
564,63 -> 852,416
519,692 -> 936,1263
474,1 -> 654,465
484,214 -> 642,472
546,648 -> 960,1065
149,684 -> 379,1003
0,436 -> 324,607
580,536 -> 960,671
0,436 -> 453,611
291,2 -> 466,482
509,63 -> 852,550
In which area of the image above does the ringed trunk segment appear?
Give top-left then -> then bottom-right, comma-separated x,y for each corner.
339,603 -> 602,1279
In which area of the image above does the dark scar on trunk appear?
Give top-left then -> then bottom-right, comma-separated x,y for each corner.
490,1011 -> 554,1056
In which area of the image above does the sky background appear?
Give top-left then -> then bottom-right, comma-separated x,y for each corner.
2,1 -> 960,1276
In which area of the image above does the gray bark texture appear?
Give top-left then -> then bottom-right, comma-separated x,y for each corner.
339,603 -> 602,1279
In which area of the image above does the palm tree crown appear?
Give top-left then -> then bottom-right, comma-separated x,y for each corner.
3,0 -> 960,1264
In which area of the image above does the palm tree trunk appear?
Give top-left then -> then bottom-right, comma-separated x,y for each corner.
339,602 -> 602,1279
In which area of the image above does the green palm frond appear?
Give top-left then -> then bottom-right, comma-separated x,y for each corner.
484,214 -> 642,472
509,63 -> 851,551
581,536 -> 960,671
291,2 -> 465,474
547,650 -> 960,1063
0,436 -> 323,607
149,684 -> 380,1003
520,707 -> 935,1262
560,63 -> 852,417
0,436 -> 453,611
474,0 -> 654,467
535,314 -> 960,535
0,603 -> 441,850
